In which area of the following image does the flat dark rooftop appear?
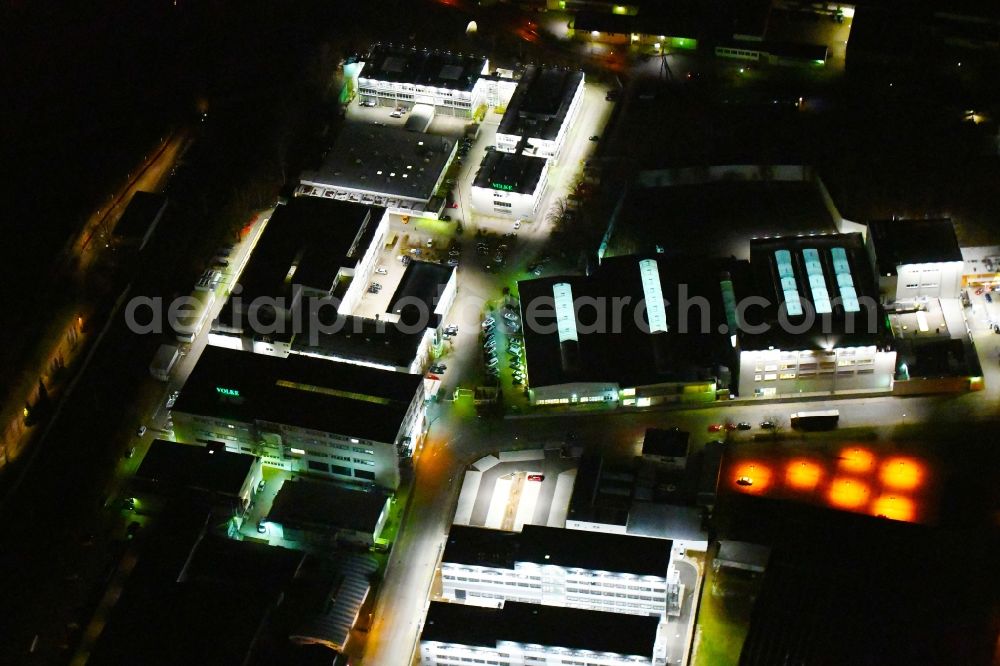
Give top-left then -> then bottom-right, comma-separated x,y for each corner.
497,66 -> 583,141
567,454 -> 631,527
360,43 -> 486,91
443,524 -> 671,577
518,254 -> 751,389
267,478 -> 387,535
422,601 -> 660,658
236,197 -> 376,301
287,313 -> 426,369
606,180 -> 838,261
172,347 -> 422,443
742,232 -> 892,351
386,259 -> 454,327
114,191 -> 167,241
89,518 -> 303,666
642,428 -> 690,458
868,218 -> 962,276
135,439 -> 255,497
301,123 -> 454,202
472,149 -> 547,195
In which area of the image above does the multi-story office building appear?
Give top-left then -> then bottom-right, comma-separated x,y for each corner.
866,217 -> 964,302
495,65 -> 584,160
171,347 -> 425,490
439,524 -> 674,620
470,148 -> 549,220
420,600 -> 665,666
357,43 -> 489,117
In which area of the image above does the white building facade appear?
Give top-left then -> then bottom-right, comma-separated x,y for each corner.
420,601 -> 665,666
495,68 -> 585,161
737,345 -> 897,398
440,560 -> 672,620
470,153 -> 550,220
889,260 -> 964,302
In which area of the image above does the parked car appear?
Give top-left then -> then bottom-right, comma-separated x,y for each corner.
136,425 -> 147,438
375,266 -> 388,275
708,424 -> 724,432
429,364 -> 447,374
446,258 -> 458,267
124,446 -> 135,459
503,311 -> 518,322
737,422 -> 752,430
389,111 -> 402,118
482,317 -> 496,328
257,521 -> 267,534
445,325 -> 458,335
527,474 -> 545,482
759,421 -> 776,430
360,99 -> 377,107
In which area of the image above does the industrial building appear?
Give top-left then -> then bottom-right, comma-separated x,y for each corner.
866,218 -> 964,302
88,502 -> 376,664
495,65 -> 585,160
565,453 -> 712,554
737,233 -> 896,398
266,478 -> 390,547
298,123 -> 456,216
210,196 -> 384,352
171,346 -> 425,490
420,600 -> 665,666
133,439 -> 260,505
470,148 -> 549,219
517,254 -> 750,406
356,43 -> 489,116
439,524 -> 676,619
210,197 -> 453,373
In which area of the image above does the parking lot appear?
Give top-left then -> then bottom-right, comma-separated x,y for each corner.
453,448 -> 578,531
351,214 -> 462,321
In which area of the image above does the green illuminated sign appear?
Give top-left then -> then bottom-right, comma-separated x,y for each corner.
216,386 -> 240,397
492,182 -> 515,191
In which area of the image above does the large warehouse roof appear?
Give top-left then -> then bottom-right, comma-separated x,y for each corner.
300,123 -> 454,203
422,601 -> 660,658
172,347 -> 422,443
742,232 -> 892,351
518,254 -> 750,389
443,524 -> 671,577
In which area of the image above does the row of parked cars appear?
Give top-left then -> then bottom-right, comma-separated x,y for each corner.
482,306 -> 525,384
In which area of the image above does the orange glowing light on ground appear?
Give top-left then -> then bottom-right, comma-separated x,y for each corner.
785,459 -> 823,491
828,477 -> 871,509
731,462 -> 772,493
871,494 -> 916,522
838,447 -> 875,474
879,457 -> 925,491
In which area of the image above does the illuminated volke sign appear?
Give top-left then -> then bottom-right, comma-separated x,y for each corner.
216,387 -> 240,397
491,182 -> 515,191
